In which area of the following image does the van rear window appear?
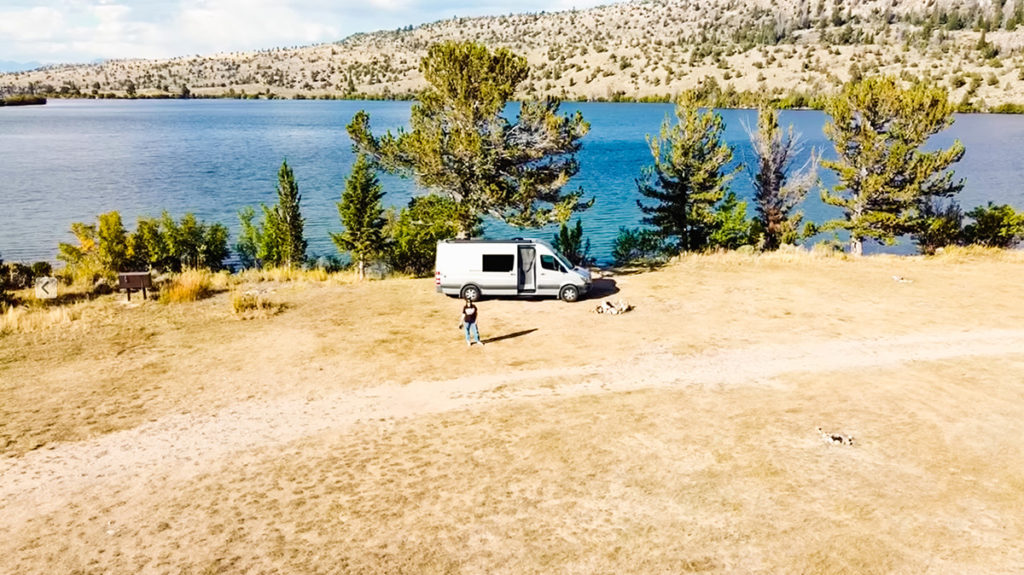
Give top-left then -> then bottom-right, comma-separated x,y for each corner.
482,254 -> 514,272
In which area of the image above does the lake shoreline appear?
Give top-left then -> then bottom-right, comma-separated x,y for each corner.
2,100 -> 1022,264
12,93 -> 1024,114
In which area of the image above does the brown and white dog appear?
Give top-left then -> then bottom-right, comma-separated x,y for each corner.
818,427 -> 855,446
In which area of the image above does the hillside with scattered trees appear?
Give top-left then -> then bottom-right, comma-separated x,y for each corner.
4,0 -> 1024,110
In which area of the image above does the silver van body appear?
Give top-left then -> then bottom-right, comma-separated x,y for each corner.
434,239 -> 591,302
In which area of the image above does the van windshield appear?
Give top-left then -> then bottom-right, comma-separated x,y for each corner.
554,252 -> 574,270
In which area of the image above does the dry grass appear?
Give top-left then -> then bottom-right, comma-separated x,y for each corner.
3,251 -> 1024,573
928,244 -> 1024,263
234,266 -> 354,284
230,288 -> 283,319
0,301 -> 87,335
158,269 -> 230,303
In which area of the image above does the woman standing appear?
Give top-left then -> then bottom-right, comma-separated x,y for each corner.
461,298 -> 483,347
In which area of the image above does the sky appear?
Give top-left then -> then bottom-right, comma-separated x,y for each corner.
0,0 -> 610,68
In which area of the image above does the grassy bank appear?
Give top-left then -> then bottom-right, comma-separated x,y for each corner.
0,94 -> 46,106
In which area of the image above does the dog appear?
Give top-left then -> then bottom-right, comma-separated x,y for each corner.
817,427 -> 855,446
594,299 -> 632,315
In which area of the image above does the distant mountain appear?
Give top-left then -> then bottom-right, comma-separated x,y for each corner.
2,0 -> 1024,110
0,60 -> 41,73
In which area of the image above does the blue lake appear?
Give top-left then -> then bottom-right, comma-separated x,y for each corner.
2,99 -> 1023,265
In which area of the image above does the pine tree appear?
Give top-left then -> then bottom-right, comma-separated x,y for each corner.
636,90 -> 737,252
332,154 -> 386,280
234,162 -> 306,270
274,160 -> 306,268
347,41 -> 591,234
821,76 -> 964,255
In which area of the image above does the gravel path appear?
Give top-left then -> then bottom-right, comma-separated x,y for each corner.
3,328 -> 1023,527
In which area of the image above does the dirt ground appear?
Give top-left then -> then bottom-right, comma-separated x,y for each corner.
2,250 -> 1024,574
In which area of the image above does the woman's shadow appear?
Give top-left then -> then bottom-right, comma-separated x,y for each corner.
482,328 -> 538,344
479,278 -> 618,344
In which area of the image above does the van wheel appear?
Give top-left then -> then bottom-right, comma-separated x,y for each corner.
559,285 -> 580,302
460,284 -> 481,301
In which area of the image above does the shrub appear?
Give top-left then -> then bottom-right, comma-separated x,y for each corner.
0,254 -> 11,311
914,198 -> 963,255
611,227 -> 672,267
0,95 -> 47,106
990,102 -> 1024,114
383,195 -> 477,276
58,211 -> 229,283
708,192 -> 755,250
231,289 -> 281,318
553,219 -> 593,267
3,261 -> 36,290
98,211 -> 129,272
159,212 -> 230,272
31,261 -> 53,278
962,202 -> 1024,248
57,220 -> 107,285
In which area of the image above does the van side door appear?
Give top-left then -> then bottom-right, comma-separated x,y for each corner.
517,245 -> 536,293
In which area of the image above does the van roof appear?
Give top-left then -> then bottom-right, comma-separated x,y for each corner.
439,238 -> 552,246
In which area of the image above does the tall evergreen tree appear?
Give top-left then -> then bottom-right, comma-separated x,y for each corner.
747,106 -> 818,250
347,41 -> 591,234
237,162 -> 307,269
822,76 -> 964,255
274,160 -> 306,268
332,154 -> 386,280
636,90 -> 737,252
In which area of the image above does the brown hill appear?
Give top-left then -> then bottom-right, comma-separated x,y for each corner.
3,0 -> 1024,109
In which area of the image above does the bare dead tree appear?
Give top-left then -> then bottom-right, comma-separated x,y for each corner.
745,106 -> 819,250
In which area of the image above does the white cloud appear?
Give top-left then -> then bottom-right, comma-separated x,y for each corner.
0,6 -> 67,43
176,0 -> 340,54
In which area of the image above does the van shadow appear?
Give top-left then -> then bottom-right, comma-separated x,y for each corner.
482,328 -> 538,344
588,278 -> 619,299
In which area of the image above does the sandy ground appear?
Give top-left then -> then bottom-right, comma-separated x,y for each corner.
5,327 -> 1021,523
2,251 -> 1024,573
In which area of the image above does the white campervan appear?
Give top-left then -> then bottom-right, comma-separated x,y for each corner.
435,239 -> 592,302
